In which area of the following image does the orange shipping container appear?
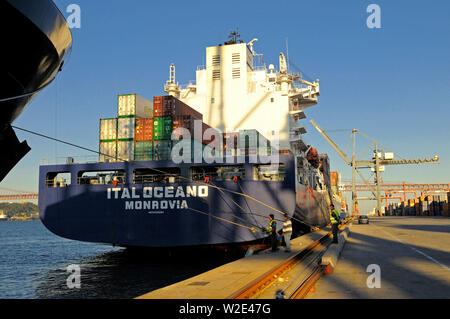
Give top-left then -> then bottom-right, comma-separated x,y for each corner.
135,118 -> 153,141
330,172 -> 338,186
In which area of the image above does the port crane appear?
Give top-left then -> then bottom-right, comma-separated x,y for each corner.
310,120 -> 440,216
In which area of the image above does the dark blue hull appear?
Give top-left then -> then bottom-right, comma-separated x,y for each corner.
39,155 -> 330,248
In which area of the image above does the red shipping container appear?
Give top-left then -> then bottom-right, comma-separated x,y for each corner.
153,96 -> 163,116
153,95 -> 203,120
135,118 -> 153,141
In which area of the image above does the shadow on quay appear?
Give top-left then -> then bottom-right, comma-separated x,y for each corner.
310,226 -> 450,299
387,224 -> 450,235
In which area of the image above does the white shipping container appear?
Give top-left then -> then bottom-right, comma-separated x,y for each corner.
99,141 -> 117,162
117,117 -> 135,139
117,140 -> 134,162
99,118 -> 117,140
118,94 -> 153,118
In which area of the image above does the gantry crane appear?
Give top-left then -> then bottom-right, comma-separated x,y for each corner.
310,120 -> 440,216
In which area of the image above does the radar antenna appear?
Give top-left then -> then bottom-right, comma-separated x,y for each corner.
225,29 -> 241,44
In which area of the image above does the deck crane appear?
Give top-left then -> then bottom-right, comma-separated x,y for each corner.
310,120 -> 439,216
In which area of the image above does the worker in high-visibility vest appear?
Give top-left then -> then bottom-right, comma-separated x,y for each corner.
330,204 -> 341,244
266,214 -> 279,252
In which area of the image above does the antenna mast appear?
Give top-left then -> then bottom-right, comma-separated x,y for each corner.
285,37 -> 289,72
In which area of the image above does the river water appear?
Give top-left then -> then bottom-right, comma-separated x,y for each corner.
0,221 -> 239,299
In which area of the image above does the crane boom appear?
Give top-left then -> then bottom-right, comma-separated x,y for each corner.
310,119 -> 351,165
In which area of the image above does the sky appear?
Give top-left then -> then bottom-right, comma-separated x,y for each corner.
2,0 -> 449,212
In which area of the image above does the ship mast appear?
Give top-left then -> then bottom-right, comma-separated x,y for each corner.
164,63 -> 180,98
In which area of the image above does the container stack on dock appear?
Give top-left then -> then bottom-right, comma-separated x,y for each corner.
386,193 -> 450,217
330,171 -> 339,195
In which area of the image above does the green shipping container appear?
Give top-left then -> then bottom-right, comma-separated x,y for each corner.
153,140 -> 172,160
134,141 -> 153,161
153,117 -> 173,140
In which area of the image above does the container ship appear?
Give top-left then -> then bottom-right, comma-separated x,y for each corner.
0,0 -> 72,182
39,35 -> 342,249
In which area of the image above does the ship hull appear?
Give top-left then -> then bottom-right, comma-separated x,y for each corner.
38,155 -> 331,248
0,0 -> 72,125
0,0 -> 72,181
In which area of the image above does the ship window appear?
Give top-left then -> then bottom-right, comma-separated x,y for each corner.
212,55 -> 220,66
191,165 -> 245,181
212,70 -> 221,80
253,164 -> 286,182
232,53 -> 240,64
46,172 -> 71,188
133,168 -> 182,184
271,98 -> 274,103
232,67 -> 240,79
77,170 -> 126,185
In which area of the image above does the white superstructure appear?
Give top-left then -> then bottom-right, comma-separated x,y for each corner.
164,36 -> 320,151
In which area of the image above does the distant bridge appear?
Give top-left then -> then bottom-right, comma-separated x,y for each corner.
0,187 -> 38,201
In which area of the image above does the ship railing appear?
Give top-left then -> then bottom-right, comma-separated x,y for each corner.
253,65 -> 266,72
179,80 -> 196,90
191,172 -> 246,182
290,86 -> 319,102
133,174 -> 182,184
191,166 -> 246,182
77,174 -> 126,186
40,156 -> 99,166
197,65 -> 206,71
45,178 -> 70,188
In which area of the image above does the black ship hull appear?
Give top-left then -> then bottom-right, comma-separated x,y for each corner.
0,0 -> 72,181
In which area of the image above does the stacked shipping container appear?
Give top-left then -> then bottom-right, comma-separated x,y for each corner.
99,118 -> 118,162
387,193 -> 450,217
153,96 -> 202,119
99,95 -> 232,162
99,93 -> 153,162
152,95 -> 205,161
330,171 -> 339,195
